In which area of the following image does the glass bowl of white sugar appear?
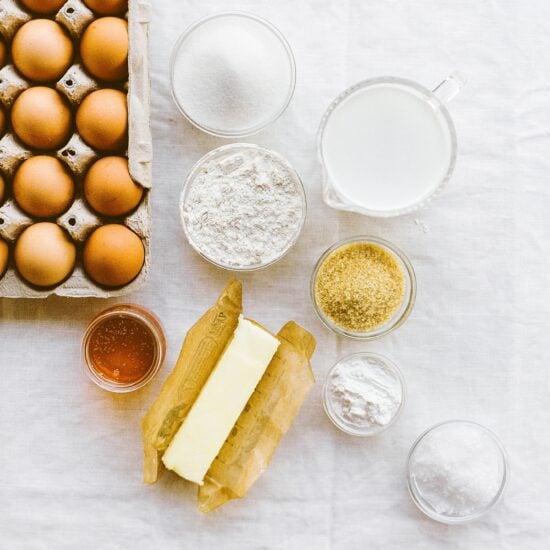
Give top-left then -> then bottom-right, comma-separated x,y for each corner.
407,420 -> 508,524
170,12 -> 296,138
180,143 -> 307,271
323,352 -> 406,437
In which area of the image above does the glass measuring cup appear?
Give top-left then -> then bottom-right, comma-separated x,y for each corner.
318,72 -> 467,217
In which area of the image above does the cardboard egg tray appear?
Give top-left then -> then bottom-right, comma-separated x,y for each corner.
0,0 -> 152,297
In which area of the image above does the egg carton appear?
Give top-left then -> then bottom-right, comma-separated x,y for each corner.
0,0 -> 152,298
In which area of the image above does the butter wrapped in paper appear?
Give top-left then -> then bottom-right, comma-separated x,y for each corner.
141,278 -> 242,484
198,321 -> 315,512
141,280 -> 316,511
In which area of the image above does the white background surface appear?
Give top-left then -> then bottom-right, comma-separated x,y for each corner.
1,1 -> 549,548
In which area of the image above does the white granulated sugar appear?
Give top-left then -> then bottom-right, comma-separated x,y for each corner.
409,423 -> 505,518
182,146 -> 305,268
328,355 -> 403,432
172,15 -> 293,133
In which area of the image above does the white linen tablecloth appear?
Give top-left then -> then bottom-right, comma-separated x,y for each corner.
1,1 -> 549,548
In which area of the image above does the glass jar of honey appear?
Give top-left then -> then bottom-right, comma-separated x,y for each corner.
82,304 -> 166,393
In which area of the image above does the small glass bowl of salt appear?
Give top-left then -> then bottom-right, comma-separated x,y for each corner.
407,420 -> 508,524
322,352 -> 406,437
170,12 -> 296,138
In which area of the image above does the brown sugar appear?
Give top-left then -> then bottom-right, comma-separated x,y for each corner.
314,242 -> 405,332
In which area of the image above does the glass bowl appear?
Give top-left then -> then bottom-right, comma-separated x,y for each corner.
311,236 -> 416,340
170,11 -> 296,138
82,304 -> 166,393
317,75 -> 461,217
323,352 -> 406,436
407,420 -> 509,524
180,143 -> 307,272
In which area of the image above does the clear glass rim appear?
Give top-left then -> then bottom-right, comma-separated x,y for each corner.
311,235 -> 417,340
169,11 -> 297,139
406,419 -> 509,524
81,304 -> 166,394
317,76 -> 458,218
180,143 -> 307,272
322,351 -> 407,437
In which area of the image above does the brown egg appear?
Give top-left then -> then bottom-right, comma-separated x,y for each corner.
84,157 -> 143,216
83,224 -> 144,287
0,173 -> 5,204
81,17 -> 128,82
14,156 -> 75,218
12,87 -> 73,150
19,0 -> 67,14
76,89 -> 127,151
83,0 -> 127,15
0,238 -> 8,278
15,223 -> 76,287
12,20 -> 74,82
0,107 -> 5,138
0,37 -> 6,67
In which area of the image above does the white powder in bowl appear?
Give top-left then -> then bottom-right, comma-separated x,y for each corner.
171,13 -> 295,135
325,353 -> 404,436
408,421 -> 507,520
181,144 -> 305,269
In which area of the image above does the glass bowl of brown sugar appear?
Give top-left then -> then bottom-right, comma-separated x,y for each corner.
311,236 -> 416,340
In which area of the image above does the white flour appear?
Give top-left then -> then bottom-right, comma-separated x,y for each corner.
328,354 -> 403,432
182,146 -> 305,268
409,422 -> 505,518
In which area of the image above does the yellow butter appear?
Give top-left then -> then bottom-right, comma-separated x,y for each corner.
162,316 -> 280,485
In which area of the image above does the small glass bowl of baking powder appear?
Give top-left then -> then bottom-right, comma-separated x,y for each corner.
180,143 -> 307,271
407,420 -> 508,524
323,352 -> 406,436
311,236 -> 416,340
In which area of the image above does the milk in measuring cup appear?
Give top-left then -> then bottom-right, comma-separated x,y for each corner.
320,81 -> 454,214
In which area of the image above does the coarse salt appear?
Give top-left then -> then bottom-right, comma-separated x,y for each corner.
409,422 -> 506,519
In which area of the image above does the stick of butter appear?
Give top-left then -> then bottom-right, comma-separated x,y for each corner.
161,316 -> 280,485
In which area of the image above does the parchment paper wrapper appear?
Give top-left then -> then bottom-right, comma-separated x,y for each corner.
141,280 -> 316,512
141,279 -> 243,484
198,321 -> 316,512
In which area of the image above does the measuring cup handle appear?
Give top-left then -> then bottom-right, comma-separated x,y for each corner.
432,71 -> 468,104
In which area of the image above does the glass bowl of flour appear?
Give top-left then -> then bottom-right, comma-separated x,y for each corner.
170,12 -> 296,138
407,420 -> 508,523
323,352 -> 406,437
180,143 -> 307,271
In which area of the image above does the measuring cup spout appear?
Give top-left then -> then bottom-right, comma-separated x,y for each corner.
432,71 -> 468,104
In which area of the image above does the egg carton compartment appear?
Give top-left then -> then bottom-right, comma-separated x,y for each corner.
0,0 -> 31,40
57,63 -> 99,105
1,130 -> 99,176
56,0 -> 95,37
0,132 -> 32,175
0,192 -> 151,298
0,65 -> 29,107
0,0 -> 152,298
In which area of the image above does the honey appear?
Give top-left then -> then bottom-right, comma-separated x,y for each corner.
82,304 -> 165,392
88,316 -> 156,384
